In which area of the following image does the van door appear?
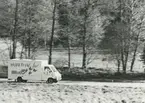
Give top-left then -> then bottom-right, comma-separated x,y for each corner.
42,66 -> 53,80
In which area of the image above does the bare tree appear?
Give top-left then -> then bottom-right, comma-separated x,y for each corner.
18,0 -> 44,59
73,0 -> 104,69
11,0 -> 18,59
48,0 -> 57,64
129,1 -> 145,72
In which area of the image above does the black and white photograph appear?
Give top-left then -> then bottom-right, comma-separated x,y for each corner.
0,0 -> 145,103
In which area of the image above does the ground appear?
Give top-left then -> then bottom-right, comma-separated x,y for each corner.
0,81 -> 145,103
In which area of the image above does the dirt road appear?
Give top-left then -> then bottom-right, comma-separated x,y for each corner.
57,80 -> 145,87
1,78 -> 145,87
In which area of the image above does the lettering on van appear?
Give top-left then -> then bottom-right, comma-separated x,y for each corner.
11,62 -> 39,75
11,63 -> 30,67
12,69 -> 28,74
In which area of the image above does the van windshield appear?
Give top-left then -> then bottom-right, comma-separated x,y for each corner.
44,67 -> 52,72
44,65 -> 57,72
49,65 -> 57,72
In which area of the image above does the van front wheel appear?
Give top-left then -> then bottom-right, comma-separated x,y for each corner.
17,77 -> 23,82
46,78 -> 54,84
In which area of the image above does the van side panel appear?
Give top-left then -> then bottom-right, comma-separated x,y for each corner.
8,60 -> 42,81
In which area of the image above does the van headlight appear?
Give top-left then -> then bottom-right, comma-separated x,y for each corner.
57,74 -> 62,80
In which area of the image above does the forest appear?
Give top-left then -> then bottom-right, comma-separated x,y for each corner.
1,0 -> 145,74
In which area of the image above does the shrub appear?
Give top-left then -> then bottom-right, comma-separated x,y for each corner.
58,66 -> 145,81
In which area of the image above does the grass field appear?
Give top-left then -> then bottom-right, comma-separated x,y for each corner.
35,49 -> 145,73
0,48 -> 144,74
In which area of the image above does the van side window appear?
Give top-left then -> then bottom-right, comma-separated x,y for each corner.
44,67 -> 52,72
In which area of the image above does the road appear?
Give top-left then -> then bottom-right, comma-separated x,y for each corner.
58,80 -> 145,87
1,78 -> 145,87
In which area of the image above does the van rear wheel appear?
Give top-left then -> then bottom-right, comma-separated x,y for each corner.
17,77 -> 23,82
47,78 -> 54,84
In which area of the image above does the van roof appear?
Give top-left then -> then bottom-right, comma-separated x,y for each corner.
10,59 -> 54,66
10,59 -> 47,61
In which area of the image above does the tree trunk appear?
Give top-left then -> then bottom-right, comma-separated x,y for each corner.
68,38 -> 71,69
130,37 -> 139,72
82,46 -> 87,69
82,2 -> 89,69
82,22 -> 87,69
119,0 -> 127,73
11,0 -> 18,59
124,51 -> 129,73
25,46 -> 28,59
28,0 -> 32,59
121,45 -> 126,73
130,13 -> 143,71
28,30 -> 31,58
130,48 -> 137,72
48,0 -> 56,64
122,59 -> 126,73
117,59 -> 120,73
20,45 -> 24,59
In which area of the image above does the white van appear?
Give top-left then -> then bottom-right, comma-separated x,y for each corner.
8,59 -> 62,83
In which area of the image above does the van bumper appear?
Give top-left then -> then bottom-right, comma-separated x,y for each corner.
53,79 -> 58,83
54,76 -> 62,82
